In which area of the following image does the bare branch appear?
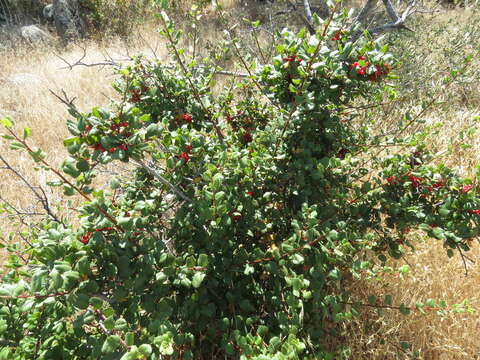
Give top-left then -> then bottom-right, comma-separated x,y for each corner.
354,0 -> 379,25
351,0 -> 416,41
134,160 -> 193,203
55,45 -> 126,70
49,88 -> 78,115
382,0 -> 400,21
0,154 -> 60,223
286,0 -> 316,34
303,0 -> 313,23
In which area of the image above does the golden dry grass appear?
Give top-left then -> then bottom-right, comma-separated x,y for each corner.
0,4 -> 480,359
0,24 -> 169,232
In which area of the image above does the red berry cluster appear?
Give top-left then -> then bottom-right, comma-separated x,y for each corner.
386,174 -> 480,217
173,113 -> 193,126
128,85 -> 150,103
82,119 -> 131,154
80,227 -> 114,244
386,172 -> 439,191
282,55 -> 302,63
226,111 -> 255,144
331,30 -> 344,41
349,56 -> 390,82
179,144 -> 193,164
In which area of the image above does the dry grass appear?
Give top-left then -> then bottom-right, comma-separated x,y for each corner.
345,239 -> 480,359
0,23 -> 169,233
1,3 -> 480,359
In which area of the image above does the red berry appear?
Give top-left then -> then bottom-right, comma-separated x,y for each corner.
129,91 -> 141,103
331,31 -> 342,41
109,147 -> 116,153
357,67 -> 366,76
349,62 -> 359,70
179,152 -> 190,163
183,114 -> 193,123
80,233 -> 92,244
246,191 -> 254,197
185,145 -> 193,153
93,144 -> 106,152
242,132 -> 252,143
462,184 -> 474,193
119,144 -> 128,151
119,121 -> 129,127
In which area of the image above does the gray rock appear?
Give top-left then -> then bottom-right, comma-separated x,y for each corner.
20,25 -> 50,43
53,0 -> 86,42
8,73 -> 42,87
43,4 -> 54,21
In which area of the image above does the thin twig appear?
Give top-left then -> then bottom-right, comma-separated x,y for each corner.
134,160 -> 192,203
0,154 -> 60,222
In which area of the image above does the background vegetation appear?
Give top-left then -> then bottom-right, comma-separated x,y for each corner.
0,0 -> 479,358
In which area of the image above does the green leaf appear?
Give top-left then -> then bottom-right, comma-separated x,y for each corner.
197,254 -> 209,267
90,297 -> 104,310
192,272 -> 206,288
73,293 -> 90,309
399,303 -> 410,316
125,332 -> 135,346
146,123 -> 159,138
63,185 -> 76,196
119,346 -> 140,360
328,268 -> 341,280
115,318 -> 128,331
102,335 -> 121,353
23,127 -> 32,139
1,117 -> 14,128
154,333 -> 174,355
384,294 -> 392,305
10,141 -> 26,150
138,344 -> 152,357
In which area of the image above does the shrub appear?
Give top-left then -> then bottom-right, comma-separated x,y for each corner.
80,0 -> 154,38
0,5 -> 478,360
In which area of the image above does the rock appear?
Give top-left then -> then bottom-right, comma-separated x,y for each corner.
8,73 -> 42,87
43,4 -> 54,21
53,0 -> 86,42
20,25 -> 49,43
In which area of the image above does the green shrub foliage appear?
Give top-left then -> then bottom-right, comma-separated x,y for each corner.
0,8 -> 479,360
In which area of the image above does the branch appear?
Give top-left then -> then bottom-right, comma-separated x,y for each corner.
0,155 -> 60,223
354,0 -> 379,25
382,0 -> 400,21
351,0 -> 416,41
303,0 -> 313,23
134,160 -> 192,203
49,88 -> 79,116
55,45 -> 125,70
286,0 -> 316,34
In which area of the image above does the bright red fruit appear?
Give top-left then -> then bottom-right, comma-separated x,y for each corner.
179,152 -> 190,163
